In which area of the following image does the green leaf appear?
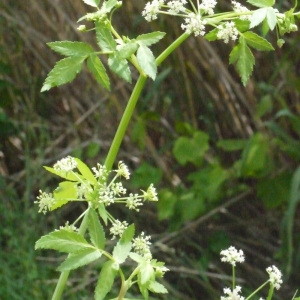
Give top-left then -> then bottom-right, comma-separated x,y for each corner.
102,0 -> 118,13
98,204 -> 108,225
47,41 -> 94,57
242,31 -> 274,51
112,224 -> 134,264
250,8 -> 267,28
136,32 -> 166,46
44,166 -> 81,181
157,189 -> 177,220
52,181 -> 78,210
139,260 -> 155,285
204,28 -> 218,41
74,157 -> 97,184
247,0 -> 275,8
217,139 -> 247,151
57,248 -> 101,271
257,172 -> 291,208
136,44 -> 157,80
116,42 -> 139,59
108,54 -> 132,83
229,37 -> 255,86
88,208 -> 106,249
148,281 -> 168,294
41,56 -> 85,92
87,54 -> 110,90
35,229 -> 92,253
240,132 -> 273,177
233,19 -> 250,32
96,22 -> 117,51
95,260 -> 118,300
266,7 -> 277,30
82,0 -> 100,7
173,131 -> 209,166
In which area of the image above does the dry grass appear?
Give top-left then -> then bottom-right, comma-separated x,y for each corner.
1,0 -> 300,299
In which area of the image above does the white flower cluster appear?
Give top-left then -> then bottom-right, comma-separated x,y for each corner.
221,286 -> 244,300
59,221 -> 78,232
142,0 -> 219,36
181,13 -> 207,36
217,21 -> 239,43
220,246 -> 245,266
35,190 -> 55,214
142,0 -> 165,21
110,220 -> 129,239
199,0 -> 217,15
232,1 -> 251,21
53,156 -> 77,173
266,265 -> 283,290
132,232 -> 152,258
36,158 -> 159,215
167,0 -> 187,14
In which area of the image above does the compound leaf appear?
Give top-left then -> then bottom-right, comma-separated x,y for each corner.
88,208 -> 106,249
35,229 -> 92,253
137,44 -> 157,80
136,32 -> 165,46
57,248 -> 101,271
95,260 -> 118,300
242,31 -> 274,51
229,37 -> 255,86
87,54 -> 110,90
41,56 -> 85,92
47,41 -> 94,57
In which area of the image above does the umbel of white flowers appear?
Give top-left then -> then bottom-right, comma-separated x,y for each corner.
220,246 -> 283,300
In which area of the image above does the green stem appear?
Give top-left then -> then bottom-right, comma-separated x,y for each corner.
104,74 -> 147,171
51,207 -> 90,300
104,32 -> 191,171
245,281 -> 269,300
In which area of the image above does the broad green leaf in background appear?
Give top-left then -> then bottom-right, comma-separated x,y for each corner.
131,118 -> 146,150
47,41 -> 94,57
95,260 -> 118,300
88,208 -> 106,249
229,37 -> 255,86
242,31 -> 274,51
87,54 -> 110,90
136,44 -> 157,80
136,32 -> 166,46
247,0 -> 275,8
44,166 -> 81,181
173,130 -> 209,166
35,229 -> 92,253
74,157 -> 97,184
52,181 -> 78,210
217,139 -> 247,151
108,54 -> 132,83
157,189 -> 178,220
41,56 -> 85,92
257,171 -> 291,208
57,248 -> 102,271
112,224 -> 135,264
82,0 -> 100,7
131,162 -> 162,188
95,22 -> 117,51
240,132 -> 273,177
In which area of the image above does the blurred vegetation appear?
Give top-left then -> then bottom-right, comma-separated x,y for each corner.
1,0 -> 300,299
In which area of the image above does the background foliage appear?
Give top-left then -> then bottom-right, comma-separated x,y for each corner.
1,0 -> 300,299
